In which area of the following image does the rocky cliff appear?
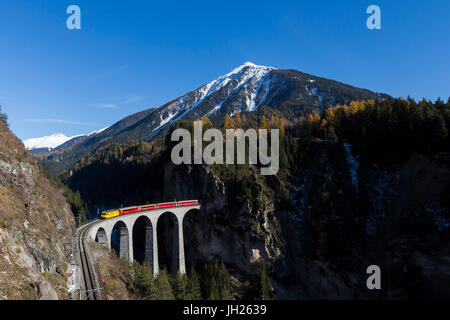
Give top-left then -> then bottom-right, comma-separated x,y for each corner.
160,146 -> 450,299
0,121 -> 76,299
162,164 -> 282,269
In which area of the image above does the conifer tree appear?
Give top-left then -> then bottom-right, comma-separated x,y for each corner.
134,262 -> 156,299
0,105 -> 7,126
249,261 -> 273,300
430,114 -> 448,149
259,267 -> 273,300
187,267 -> 202,300
172,271 -> 188,300
327,126 -> 338,142
156,268 -> 175,300
218,261 -> 233,300
216,261 -> 227,297
279,138 -> 289,170
207,279 -> 220,300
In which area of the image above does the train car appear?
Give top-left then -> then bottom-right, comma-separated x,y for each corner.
139,204 -> 157,212
158,202 -> 177,209
178,200 -> 199,207
119,206 -> 139,215
101,209 -> 120,219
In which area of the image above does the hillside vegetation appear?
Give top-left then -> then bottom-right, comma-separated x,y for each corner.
0,109 -> 76,299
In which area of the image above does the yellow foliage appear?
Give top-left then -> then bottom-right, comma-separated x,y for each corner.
260,115 -> 268,129
224,114 -> 235,129
278,118 -> 286,136
202,116 -> 214,129
233,110 -> 242,128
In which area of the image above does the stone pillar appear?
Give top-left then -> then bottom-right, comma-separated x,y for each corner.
144,224 -> 153,269
178,213 -> 186,275
128,226 -> 134,263
171,219 -> 180,274
105,225 -> 112,250
152,220 -> 159,275
97,229 -> 108,247
119,225 -> 129,259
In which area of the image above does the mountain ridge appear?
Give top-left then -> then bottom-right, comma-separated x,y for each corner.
24,127 -> 109,154
37,62 -> 390,174
24,133 -> 74,151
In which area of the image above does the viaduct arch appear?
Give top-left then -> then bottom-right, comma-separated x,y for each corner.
87,204 -> 200,275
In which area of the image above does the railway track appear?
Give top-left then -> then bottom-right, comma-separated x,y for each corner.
77,221 -> 103,300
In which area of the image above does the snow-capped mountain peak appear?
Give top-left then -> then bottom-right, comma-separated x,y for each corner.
23,127 -> 109,151
197,62 -> 275,110
149,62 -> 277,137
23,133 -> 72,150
224,61 -> 276,78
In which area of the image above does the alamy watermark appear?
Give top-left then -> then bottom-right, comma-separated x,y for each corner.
366,265 -> 381,290
66,5 -> 81,30
366,5 -> 381,30
171,121 -> 279,175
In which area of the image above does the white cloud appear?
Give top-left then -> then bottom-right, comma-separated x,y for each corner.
123,94 -> 142,104
24,118 -> 100,126
92,94 -> 144,110
95,103 -> 118,109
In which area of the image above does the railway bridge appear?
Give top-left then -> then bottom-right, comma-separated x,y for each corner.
86,201 -> 200,275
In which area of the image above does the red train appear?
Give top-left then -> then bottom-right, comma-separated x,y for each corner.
101,200 -> 199,219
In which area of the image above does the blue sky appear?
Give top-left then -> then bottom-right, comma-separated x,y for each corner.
1,0 -> 449,140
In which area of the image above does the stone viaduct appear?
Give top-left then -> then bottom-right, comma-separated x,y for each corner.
86,203 -> 200,275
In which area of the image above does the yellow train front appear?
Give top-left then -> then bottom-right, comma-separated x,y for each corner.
100,209 -> 120,219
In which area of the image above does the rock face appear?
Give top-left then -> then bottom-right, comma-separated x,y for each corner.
89,241 -> 136,300
283,145 -> 450,299
159,148 -> 450,299
159,163 -> 284,296
0,121 -> 76,299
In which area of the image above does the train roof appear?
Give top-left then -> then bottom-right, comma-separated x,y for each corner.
103,200 -> 199,212
102,209 -> 119,213
120,205 -> 140,210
